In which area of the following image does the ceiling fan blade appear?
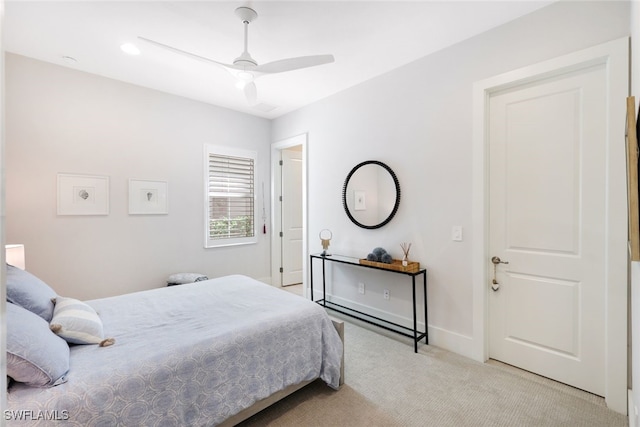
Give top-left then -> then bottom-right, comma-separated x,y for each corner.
138,36 -> 234,69
254,54 -> 335,74
244,81 -> 258,106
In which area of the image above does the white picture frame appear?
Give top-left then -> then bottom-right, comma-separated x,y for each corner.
354,190 -> 366,211
129,179 -> 168,215
57,174 -> 110,215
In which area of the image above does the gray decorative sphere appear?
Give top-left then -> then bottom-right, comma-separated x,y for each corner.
372,247 -> 387,258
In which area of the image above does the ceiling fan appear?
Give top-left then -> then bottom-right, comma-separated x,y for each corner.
139,6 -> 335,110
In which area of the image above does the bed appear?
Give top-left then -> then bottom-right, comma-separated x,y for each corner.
6,270 -> 344,426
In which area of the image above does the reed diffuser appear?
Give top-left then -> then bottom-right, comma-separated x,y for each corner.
400,242 -> 412,267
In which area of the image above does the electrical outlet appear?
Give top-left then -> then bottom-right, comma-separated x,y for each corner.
383,289 -> 390,300
358,282 -> 365,294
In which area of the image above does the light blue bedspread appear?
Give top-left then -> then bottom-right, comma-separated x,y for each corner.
7,275 -> 343,426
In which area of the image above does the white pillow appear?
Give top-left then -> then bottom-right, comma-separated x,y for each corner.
50,296 -> 114,347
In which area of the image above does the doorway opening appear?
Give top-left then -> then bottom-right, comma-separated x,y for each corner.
270,134 -> 308,293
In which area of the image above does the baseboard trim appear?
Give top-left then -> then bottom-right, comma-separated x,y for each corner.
428,324 -> 475,359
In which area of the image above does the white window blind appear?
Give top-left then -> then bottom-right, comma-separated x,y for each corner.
204,145 -> 257,248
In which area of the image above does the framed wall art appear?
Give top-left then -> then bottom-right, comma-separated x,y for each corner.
129,179 -> 168,215
57,174 -> 110,215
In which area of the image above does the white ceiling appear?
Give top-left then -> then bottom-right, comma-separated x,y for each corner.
4,1 -> 553,119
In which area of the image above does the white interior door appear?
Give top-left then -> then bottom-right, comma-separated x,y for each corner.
488,62 -> 608,395
281,149 -> 303,286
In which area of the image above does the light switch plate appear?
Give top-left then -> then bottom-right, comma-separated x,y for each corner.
452,226 -> 463,241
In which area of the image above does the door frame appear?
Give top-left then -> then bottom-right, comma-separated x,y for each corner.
270,133 -> 308,292
280,148 -> 303,286
471,37 -> 629,412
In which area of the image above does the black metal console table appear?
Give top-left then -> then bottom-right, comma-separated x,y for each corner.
310,253 -> 427,352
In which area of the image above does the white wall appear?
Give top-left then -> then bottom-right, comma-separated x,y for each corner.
272,1 -> 630,353
5,54 -> 272,300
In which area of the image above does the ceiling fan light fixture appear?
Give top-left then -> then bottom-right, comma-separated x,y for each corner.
235,71 -> 254,90
237,71 -> 253,81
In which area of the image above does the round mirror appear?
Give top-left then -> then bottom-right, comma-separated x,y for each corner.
342,160 -> 401,229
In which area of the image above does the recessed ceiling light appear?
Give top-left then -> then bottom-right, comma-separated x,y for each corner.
120,43 -> 140,56
62,56 -> 77,64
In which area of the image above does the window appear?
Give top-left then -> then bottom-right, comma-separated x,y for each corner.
204,145 -> 257,248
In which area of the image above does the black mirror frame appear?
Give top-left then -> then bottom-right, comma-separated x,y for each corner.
342,160 -> 401,229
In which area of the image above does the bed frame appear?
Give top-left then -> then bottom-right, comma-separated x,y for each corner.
219,317 -> 345,426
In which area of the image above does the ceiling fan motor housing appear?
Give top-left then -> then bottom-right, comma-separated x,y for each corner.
234,51 -> 257,67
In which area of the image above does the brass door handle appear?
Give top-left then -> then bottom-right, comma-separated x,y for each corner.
491,256 -> 509,291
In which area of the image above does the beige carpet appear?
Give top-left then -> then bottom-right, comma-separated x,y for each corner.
239,313 -> 628,427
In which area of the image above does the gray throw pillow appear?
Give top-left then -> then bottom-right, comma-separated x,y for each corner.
6,264 -> 57,321
167,272 -> 208,285
6,302 -> 69,387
